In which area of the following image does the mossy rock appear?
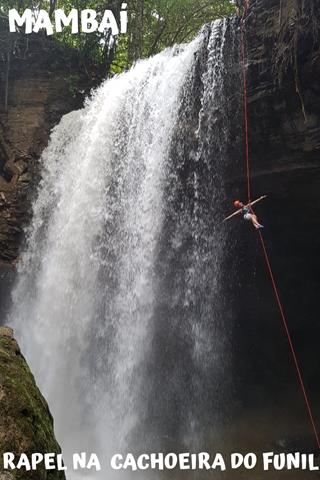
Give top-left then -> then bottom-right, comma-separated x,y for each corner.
0,328 -> 65,480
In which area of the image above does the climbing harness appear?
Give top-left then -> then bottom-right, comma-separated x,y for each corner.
240,3 -> 320,450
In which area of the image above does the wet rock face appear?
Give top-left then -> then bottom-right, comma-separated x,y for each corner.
223,0 -> 320,449
0,327 -> 65,480
238,0 -> 320,376
0,35 -> 98,320
245,0 -> 320,173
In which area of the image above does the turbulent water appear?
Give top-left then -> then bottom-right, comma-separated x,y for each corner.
9,18 -> 239,480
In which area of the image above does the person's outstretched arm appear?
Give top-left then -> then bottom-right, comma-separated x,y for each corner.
223,208 -> 243,222
247,195 -> 267,208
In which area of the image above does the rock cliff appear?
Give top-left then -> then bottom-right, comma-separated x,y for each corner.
0,34 -> 100,319
0,326 -> 65,480
223,0 -> 320,452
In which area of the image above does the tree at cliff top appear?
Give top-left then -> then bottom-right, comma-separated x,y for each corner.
0,0 -> 235,75
125,0 -> 235,67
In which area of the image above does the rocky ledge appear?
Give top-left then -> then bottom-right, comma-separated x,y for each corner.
0,326 -> 65,480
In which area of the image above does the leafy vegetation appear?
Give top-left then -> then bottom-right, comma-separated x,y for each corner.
127,0 -> 235,64
0,0 -> 235,75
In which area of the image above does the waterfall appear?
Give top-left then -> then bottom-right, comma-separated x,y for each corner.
9,18 -> 239,479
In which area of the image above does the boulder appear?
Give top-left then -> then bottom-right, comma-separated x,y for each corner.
0,327 -> 65,480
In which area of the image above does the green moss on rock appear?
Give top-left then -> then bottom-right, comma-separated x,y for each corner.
0,327 -> 65,480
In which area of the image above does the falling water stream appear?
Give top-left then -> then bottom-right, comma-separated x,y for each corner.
9,18 -> 239,479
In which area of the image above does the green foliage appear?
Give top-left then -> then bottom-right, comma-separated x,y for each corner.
0,0 -> 235,75
111,33 -> 129,72
65,72 -> 82,96
110,0 -> 236,73
126,0 -> 235,62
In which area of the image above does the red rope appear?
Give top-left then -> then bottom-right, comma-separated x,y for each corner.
240,5 -> 320,450
258,231 -> 320,450
240,5 -> 251,203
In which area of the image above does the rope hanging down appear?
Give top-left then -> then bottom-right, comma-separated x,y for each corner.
240,5 -> 320,451
240,11 -> 251,203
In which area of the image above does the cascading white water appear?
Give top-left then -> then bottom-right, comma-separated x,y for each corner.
9,18 -> 237,479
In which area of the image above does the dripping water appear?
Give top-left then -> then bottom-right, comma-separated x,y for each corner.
9,18 -> 239,479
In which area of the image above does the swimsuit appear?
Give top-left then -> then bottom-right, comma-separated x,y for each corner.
242,206 -> 252,221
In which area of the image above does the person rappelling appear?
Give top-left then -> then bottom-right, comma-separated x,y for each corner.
223,196 -> 266,229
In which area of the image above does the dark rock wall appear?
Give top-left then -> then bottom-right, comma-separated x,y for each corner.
247,0 -> 320,173
0,35 -> 99,320
223,0 -> 320,451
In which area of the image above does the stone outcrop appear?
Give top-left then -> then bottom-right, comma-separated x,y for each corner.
222,0 -> 320,452
0,326 -> 65,480
246,0 -> 320,174
0,34 -> 101,319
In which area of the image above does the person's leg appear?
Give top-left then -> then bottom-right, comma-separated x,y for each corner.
251,214 -> 263,229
